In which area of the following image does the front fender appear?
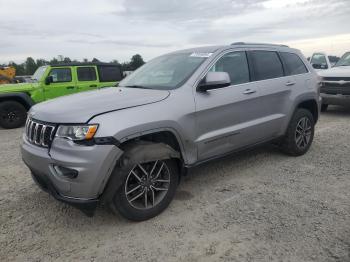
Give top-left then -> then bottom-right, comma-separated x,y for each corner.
0,92 -> 35,109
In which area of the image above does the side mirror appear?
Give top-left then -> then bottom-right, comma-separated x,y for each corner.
197,72 -> 231,92
312,63 -> 328,70
45,76 -> 53,85
321,63 -> 328,69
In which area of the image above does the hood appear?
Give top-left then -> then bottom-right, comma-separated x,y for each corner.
30,87 -> 170,123
317,66 -> 350,78
0,82 -> 36,93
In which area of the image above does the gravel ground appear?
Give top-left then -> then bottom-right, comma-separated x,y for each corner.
1,106 -> 349,262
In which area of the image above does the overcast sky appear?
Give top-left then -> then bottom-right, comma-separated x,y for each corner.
1,0 -> 350,64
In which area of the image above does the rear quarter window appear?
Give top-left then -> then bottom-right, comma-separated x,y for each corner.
97,65 -> 123,82
77,67 -> 97,81
280,52 -> 308,76
248,51 -> 284,81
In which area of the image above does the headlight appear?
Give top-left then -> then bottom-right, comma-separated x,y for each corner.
55,124 -> 98,141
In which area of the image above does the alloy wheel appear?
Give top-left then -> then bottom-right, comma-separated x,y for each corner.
295,116 -> 312,150
124,160 -> 171,210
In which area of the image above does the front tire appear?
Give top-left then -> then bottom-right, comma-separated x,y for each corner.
111,159 -> 179,221
280,108 -> 315,156
0,101 -> 27,129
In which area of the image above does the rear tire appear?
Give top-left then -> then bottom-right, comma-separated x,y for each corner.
280,108 -> 315,156
110,159 -> 179,221
0,101 -> 27,129
321,104 -> 328,112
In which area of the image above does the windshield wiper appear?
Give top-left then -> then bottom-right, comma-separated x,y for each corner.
123,85 -> 151,89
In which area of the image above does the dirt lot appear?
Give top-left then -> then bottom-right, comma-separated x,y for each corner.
0,106 -> 349,262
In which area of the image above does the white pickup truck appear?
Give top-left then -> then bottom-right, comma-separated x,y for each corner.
311,52 -> 350,111
309,52 -> 333,70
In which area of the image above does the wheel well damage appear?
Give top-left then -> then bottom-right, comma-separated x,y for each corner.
297,99 -> 319,123
101,137 -> 182,205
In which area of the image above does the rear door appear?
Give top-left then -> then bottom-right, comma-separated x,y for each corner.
43,67 -> 76,100
279,52 -> 310,91
75,66 -> 99,92
96,65 -> 123,88
246,50 -> 294,139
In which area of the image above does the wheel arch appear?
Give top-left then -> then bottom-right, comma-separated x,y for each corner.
0,92 -> 34,110
295,99 -> 319,123
101,138 -> 183,205
118,128 -> 188,165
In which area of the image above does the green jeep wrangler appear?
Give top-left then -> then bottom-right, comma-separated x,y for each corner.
0,63 -> 122,129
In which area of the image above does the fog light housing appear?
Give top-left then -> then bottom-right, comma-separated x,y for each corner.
53,165 -> 78,179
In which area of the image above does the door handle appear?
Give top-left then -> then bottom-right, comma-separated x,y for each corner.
286,81 -> 296,86
66,86 -> 75,89
243,89 -> 256,95
89,84 -> 97,88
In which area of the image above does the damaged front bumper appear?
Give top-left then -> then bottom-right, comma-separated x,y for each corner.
21,135 -> 123,216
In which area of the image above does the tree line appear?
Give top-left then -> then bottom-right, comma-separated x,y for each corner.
2,54 -> 145,76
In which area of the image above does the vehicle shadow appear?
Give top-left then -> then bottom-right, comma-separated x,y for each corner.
322,105 -> 350,116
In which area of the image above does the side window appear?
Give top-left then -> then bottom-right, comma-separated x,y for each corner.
210,51 -> 249,85
248,51 -> 284,81
280,52 -> 308,75
49,68 -> 72,83
97,66 -> 123,82
77,67 -> 97,81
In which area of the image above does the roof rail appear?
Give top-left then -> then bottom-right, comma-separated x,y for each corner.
231,42 -> 289,48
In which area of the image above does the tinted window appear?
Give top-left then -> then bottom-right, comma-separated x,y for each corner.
97,65 -> 122,82
77,67 -> 97,81
280,52 -> 308,75
49,68 -> 72,83
249,51 -> 284,81
210,51 -> 249,85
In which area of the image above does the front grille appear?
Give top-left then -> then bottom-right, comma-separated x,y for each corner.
323,77 -> 350,81
25,118 -> 56,147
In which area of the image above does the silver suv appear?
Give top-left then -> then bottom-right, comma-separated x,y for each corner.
21,43 -> 321,221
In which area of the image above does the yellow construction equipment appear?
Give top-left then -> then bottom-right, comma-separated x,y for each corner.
0,66 -> 16,84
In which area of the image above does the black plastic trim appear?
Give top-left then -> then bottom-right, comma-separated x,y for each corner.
29,169 -> 98,217
0,92 -> 35,108
73,136 -> 120,147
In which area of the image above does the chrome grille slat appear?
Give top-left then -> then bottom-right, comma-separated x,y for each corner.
33,124 -> 39,144
40,125 -> 47,146
30,122 -> 36,142
25,118 -> 55,148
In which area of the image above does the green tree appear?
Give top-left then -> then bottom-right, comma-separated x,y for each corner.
8,61 -> 26,75
129,54 -> 145,70
49,57 -> 59,65
92,58 -> 100,63
63,57 -> 72,63
111,59 -> 120,65
36,59 -> 48,67
25,57 -> 37,75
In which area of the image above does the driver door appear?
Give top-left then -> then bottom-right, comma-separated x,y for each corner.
43,67 -> 77,100
194,51 -> 258,160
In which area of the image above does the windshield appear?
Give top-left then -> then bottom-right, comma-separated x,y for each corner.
335,52 -> 350,67
31,66 -> 48,82
310,53 -> 327,65
119,52 -> 209,90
